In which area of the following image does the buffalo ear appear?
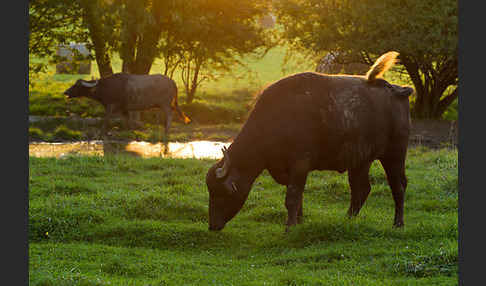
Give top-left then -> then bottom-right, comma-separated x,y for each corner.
215,147 -> 231,179
395,86 -> 414,97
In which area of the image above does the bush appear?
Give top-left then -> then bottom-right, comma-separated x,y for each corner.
29,127 -> 45,141
52,125 -> 83,141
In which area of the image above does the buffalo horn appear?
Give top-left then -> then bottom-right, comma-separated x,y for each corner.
215,146 -> 230,179
231,182 -> 238,193
80,80 -> 99,88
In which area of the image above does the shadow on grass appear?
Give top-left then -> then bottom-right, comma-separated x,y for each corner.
82,220 -> 245,251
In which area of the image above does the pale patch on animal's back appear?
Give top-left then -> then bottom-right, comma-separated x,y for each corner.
321,87 -> 375,169
333,87 -> 363,130
126,76 -> 161,103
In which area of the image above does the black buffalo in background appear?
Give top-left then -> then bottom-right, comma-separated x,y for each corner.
64,73 -> 191,138
206,51 -> 414,232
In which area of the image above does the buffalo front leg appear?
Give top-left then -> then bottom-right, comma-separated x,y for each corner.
297,199 -> 303,224
380,157 -> 407,227
285,184 -> 305,232
127,111 -> 142,130
103,104 -> 115,135
285,156 -> 311,231
126,111 -> 137,130
347,161 -> 372,217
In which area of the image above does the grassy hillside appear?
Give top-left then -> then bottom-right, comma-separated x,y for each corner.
29,146 -> 458,285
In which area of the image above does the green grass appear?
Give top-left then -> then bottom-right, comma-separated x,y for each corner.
29,147 -> 458,285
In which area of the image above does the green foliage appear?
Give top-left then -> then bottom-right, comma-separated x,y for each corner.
29,0 -> 88,81
275,0 -> 458,119
29,127 -> 45,141
52,125 -> 84,141
442,98 -> 458,121
29,148 -> 457,285
153,0 -> 276,102
30,0 -> 276,102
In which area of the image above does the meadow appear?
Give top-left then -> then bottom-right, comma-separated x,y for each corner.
29,146 -> 458,285
29,43 -> 458,285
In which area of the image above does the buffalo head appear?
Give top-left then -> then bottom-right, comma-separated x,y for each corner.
206,147 -> 254,231
63,79 -> 99,98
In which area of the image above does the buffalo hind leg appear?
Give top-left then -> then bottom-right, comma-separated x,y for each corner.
285,156 -> 311,231
347,161 -> 372,218
380,157 -> 407,227
162,105 -> 172,144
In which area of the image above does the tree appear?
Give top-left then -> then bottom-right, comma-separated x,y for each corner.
29,0 -> 118,79
155,0 -> 274,103
29,0 -> 87,80
30,0 -> 275,103
78,0 -> 118,78
275,0 -> 458,119
117,0 -> 163,74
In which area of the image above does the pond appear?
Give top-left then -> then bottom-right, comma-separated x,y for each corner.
29,140 -> 231,159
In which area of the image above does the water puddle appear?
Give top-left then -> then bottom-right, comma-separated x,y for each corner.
29,140 -> 231,159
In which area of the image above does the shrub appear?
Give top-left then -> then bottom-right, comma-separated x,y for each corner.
29,127 -> 45,141
52,125 -> 83,141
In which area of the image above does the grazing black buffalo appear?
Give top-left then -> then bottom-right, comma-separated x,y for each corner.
206,52 -> 414,231
64,73 -> 191,137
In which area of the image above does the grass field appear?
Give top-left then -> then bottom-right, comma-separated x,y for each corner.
29,146 -> 458,285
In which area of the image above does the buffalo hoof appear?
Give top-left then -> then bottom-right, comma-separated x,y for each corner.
285,224 -> 297,233
393,221 -> 404,228
208,226 -> 224,231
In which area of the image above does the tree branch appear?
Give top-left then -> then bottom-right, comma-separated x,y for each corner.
436,87 -> 458,116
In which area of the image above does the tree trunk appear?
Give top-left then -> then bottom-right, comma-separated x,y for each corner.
119,0 -> 161,75
187,62 -> 201,104
186,89 -> 196,105
130,24 -> 161,74
80,0 -> 113,79
401,55 -> 458,119
93,46 -> 113,79
121,34 -> 137,74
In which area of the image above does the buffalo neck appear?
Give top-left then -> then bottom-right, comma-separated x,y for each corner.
226,118 -> 265,185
